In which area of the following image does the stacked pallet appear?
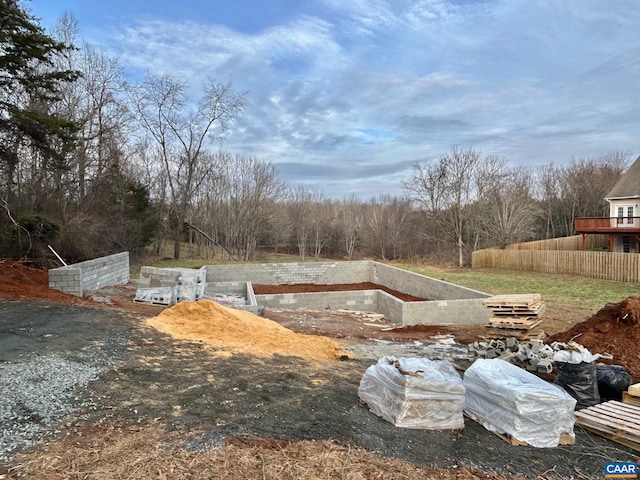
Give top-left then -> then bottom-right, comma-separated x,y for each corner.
482,294 -> 545,340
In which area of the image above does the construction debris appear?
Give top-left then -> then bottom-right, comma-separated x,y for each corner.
463,359 -> 576,448
358,356 -> 465,430
134,266 -> 206,305
482,294 -> 545,340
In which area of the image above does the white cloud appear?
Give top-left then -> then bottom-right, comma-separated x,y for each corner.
40,0 -> 640,197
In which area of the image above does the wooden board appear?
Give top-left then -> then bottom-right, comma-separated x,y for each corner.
485,328 -> 546,341
488,318 -> 542,330
574,401 -> 640,452
622,392 -> 640,407
482,294 -> 541,308
629,383 -> 640,397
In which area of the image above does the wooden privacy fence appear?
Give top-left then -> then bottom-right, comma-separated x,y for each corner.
505,235 -> 608,251
472,249 -> 640,283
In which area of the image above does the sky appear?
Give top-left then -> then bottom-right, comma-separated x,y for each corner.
27,0 -> 640,198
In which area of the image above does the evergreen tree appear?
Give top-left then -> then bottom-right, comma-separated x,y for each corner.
0,0 -> 79,184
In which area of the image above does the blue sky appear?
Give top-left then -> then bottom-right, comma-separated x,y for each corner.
28,0 -> 640,198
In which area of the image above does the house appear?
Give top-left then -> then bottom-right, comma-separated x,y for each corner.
574,155 -> 640,252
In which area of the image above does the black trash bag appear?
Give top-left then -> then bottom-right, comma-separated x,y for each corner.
596,364 -> 632,402
554,361 -> 600,410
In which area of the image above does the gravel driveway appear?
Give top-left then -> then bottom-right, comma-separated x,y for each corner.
0,299 -> 636,479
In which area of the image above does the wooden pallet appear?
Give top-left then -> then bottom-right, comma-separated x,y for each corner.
482,294 -> 541,308
491,304 -> 546,317
466,415 -> 574,446
574,401 -> 640,452
488,318 -> 542,330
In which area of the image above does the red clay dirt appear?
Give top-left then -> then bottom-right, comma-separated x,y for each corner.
0,260 -> 91,305
253,282 -> 427,301
548,295 -> 640,380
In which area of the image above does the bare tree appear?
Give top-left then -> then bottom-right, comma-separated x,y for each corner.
535,163 -> 563,239
555,152 -> 629,236
52,13 -> 128,206
478,168 -> 540,248
202,152 -> 284,260
287,187 -> 324,261
127,74 -> 244,259
364,195 -> 411,260
311,199 -> 334,259
404,146 -> 484,266
337,195 -> 363,261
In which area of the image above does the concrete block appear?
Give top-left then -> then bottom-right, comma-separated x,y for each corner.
498,351 -> 516,362
529,339 -> 543,353
537,361 -> 553,374
506,337 -> 519,349
516,346 -> 528,362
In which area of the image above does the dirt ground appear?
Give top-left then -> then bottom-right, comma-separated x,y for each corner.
0,261 -> 639,479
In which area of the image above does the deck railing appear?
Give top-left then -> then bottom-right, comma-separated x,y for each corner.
575,217 -> 640,230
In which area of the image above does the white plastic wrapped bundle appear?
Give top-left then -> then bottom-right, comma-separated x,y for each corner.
463,359 -> 577,448
357,356 -> 465,430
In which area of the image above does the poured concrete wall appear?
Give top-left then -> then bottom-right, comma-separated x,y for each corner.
48,252 -> 129,296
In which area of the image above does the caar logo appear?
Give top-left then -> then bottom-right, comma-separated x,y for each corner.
604,462 -> 638,479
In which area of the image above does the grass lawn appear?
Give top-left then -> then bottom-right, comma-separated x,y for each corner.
396,263 -> 639,333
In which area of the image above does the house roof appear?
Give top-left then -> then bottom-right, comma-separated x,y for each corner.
606,155 -> 640,199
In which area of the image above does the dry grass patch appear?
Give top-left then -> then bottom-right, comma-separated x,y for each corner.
5,422 -> 518,480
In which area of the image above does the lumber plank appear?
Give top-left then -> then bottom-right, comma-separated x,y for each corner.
623,392 -> 640,406
629,383 -> 640,397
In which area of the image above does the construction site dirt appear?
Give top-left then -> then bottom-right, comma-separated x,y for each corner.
0,261 -> 638,479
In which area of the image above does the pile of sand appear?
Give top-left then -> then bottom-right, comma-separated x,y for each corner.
147,300 -> 347,361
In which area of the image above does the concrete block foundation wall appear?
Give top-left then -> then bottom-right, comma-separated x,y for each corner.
48,252 -> 129,296
204,281 -> 259,314
215,261 -> 492,326
259,289 -> 378,312
370,262 -> 488,301
205,261 -> 371,285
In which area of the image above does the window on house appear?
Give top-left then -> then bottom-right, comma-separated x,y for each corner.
623,236 -> 631,253
617,205 -> 635,225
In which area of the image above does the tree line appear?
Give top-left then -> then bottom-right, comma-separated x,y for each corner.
0,1 -> 631,267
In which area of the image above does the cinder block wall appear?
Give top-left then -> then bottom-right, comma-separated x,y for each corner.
205,260 -> 493,325
370,261 -> 488,301
48,252 -> 129,296
205,261 -> 370,285
258,289 -> 379,312
403,299 -> 491,325
204,281 -> 260,314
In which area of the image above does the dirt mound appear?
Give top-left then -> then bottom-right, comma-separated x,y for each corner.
548,295 -> 640,380
147,299 -> 347,361
0,260 -> 90,305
